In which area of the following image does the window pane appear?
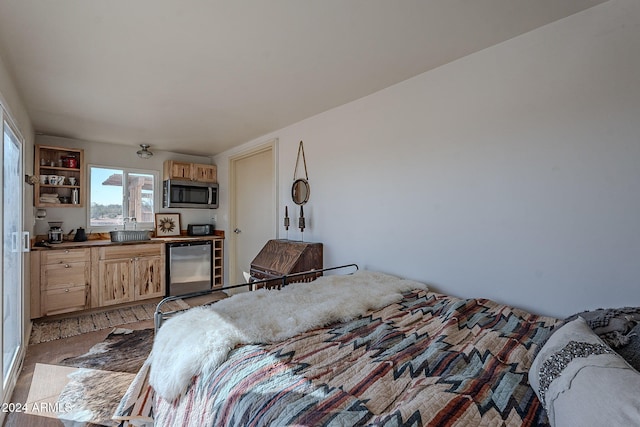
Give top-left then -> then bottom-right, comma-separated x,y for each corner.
126,172 -> 154,223
90,167 -> 124,227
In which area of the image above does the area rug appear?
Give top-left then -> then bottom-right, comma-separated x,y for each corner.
26,328 -> 155,426
59,328 -> 153,374
26,363 -> 135,426
29,300 -> 189,344
25,363 -> 78,418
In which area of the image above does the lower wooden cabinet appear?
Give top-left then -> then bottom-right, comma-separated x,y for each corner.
95,257 -> 134,306
30,248 -> 91,317
133,254 -> 164,300
31,237 -> 224,319
91,243 -> 165,307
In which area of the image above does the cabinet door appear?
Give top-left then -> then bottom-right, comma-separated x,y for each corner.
98,258 -> 134,306
166,161 -> 193,180
193,164 -> 217,183
134,255 -> 165,300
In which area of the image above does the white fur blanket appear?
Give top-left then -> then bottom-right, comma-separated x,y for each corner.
149,270 -> 427,401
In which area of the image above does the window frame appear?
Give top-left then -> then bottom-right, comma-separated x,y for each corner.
87,164 -> 159,231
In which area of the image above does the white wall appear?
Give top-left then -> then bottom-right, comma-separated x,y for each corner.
33,135 -> 216,236
215,0 -> 640,318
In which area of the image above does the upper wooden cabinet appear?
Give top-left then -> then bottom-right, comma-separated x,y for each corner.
164,160 -> 192,180
163,160 -> 217,183
193,163 -> 217,183
34,145 -> 85,207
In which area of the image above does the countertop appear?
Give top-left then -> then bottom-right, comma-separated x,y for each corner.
31,232 -> 224,250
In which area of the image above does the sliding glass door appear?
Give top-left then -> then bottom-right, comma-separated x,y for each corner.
1,109 -> 26,401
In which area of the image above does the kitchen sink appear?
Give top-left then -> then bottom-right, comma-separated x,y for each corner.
109,230 -> 152,242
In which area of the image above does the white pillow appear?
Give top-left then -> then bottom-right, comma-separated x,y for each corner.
529,317 -> 640,427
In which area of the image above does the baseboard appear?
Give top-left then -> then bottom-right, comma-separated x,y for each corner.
24,319 -> 32,346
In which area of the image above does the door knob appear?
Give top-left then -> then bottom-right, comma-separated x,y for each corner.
234,228 -> 242,234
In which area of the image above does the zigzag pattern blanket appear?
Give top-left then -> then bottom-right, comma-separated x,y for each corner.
147,290 -> 559,426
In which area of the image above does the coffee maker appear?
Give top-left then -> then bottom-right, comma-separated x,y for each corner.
48,221 -> 63,244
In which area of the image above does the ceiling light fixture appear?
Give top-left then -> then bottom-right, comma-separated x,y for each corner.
136,144 -> 153,159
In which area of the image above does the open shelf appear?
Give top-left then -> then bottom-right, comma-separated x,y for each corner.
34,144 -> 85,208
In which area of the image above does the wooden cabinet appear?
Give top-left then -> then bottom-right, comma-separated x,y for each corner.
91,243 -> 165,307
96,257 -> 134,306
34,144 -> 84,207
134,253 -> 165,300
164,160 -> 217,183
31,248 -> 90,317
192,163 -> 217,183
164,160 -> 193,181
30,236 -> 224,319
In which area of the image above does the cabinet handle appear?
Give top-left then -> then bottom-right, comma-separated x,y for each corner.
65,289 -> 69,292
64,250 -> 69,254
64,264 -> 70,268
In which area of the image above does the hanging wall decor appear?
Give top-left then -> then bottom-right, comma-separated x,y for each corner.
283,205 -> 290,239
291,141 -> 310,205
284,206 -> 290,230
290,140 -> 310,237
299,205 -> 305,233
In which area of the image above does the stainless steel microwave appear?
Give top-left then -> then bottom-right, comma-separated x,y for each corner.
163,179 -> 218,209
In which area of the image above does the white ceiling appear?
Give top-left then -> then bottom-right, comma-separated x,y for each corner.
0,0 -> 606,156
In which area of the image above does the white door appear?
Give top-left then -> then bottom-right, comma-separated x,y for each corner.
230,141 -> 276,285
1,111 -> 26,402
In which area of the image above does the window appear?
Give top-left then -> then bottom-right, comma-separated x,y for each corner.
88,165 -> 158,229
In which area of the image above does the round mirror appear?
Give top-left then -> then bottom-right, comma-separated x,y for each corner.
291,178 -> 310,205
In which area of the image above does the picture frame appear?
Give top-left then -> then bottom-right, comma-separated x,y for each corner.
155,213 -> 181,237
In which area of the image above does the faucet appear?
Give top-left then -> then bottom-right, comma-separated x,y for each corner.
122,217 -> 137,230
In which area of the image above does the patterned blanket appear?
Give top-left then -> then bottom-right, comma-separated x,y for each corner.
119,290 -> 559,426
